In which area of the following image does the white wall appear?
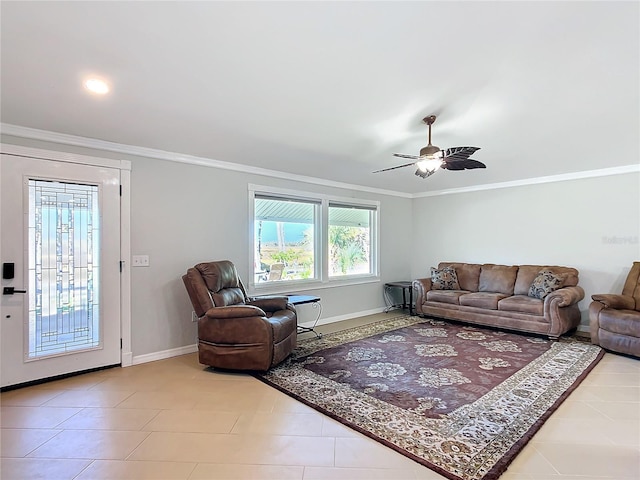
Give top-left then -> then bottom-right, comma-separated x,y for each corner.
2,135 -> 414,357
411,172 -> 640,327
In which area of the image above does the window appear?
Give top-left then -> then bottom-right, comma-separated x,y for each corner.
250,186 -> 378,289
328,203 -> 374,277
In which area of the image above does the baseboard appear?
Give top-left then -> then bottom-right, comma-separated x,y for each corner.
131,344 -> 198,366
577,325 -> 590,333
297,306 -> 387,328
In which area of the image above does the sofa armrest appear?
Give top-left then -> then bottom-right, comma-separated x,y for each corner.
591,293 -> 635,310
412,278 -> 432,314
248,296 -> 289,312
204,304 -> 266,319
544,286 -> 584,307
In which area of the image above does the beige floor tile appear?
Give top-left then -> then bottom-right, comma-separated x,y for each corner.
0,457 -> 91,480
41,389 -> 134,408
27,429 -> 150,460
192,390 -> 279,412
75,459 -> 195,480
303,466 -> 422,480
588,400 -> 640,420
56,407 -> 160,430
30,374 -> 107,391
334,437 -> 419,469
571,385 -> 640,402
320,418 -> 360,438
504,443 -> 558,476
535,441 -> 640,477
0,406 -> 81,428
143,409 -> 238,433
231,412 -> 323,436
189,463 -> 304,479
116,390 -> 200,410
582,372 -> 640,387
532,417 -> 616,445
129,432 -> 335,466
271,394 -> 320,414
0,388 -> 65,407
1,428 -> 60,457
550,399 -> 610,420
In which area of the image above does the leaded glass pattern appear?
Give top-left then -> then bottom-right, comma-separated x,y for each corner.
27,180 -> 101,359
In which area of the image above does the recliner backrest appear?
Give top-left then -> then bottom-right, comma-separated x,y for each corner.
183,260 -> 249,317
621,262 -> 640,310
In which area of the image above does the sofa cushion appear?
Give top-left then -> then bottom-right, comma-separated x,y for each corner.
515,265 -> 579,294
459,292 -> 509,310
598,309 -> 640,337
498,295 -> 544,315
528,270 -> 566,299
426,290 -> 469,305
439,263 -> 481,291
431,266 -> 460,290
479,264 -> 518,295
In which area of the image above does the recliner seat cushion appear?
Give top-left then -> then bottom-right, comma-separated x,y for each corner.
598,309 -> 640,337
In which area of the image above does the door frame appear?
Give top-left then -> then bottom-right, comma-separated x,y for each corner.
0,143 -> 133,367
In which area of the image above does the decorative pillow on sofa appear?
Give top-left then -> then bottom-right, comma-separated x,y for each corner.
528,270 -> 566,299
431,266 -> 461,290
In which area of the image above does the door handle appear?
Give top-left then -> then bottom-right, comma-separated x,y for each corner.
3,287 -> 26,295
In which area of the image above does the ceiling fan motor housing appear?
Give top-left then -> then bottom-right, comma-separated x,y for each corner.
419,144 -> 441,157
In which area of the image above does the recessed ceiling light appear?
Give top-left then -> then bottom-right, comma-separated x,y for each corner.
84,78 -> 109,95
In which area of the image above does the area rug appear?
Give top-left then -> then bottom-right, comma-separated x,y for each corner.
255,315 -> 604,480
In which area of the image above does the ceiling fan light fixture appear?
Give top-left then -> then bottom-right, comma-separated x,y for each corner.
416,158 -> 443,173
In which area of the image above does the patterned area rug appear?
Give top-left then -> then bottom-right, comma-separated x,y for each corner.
255,316 -> 604,480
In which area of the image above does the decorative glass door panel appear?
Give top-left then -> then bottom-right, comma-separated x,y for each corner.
27,180 -> 101,360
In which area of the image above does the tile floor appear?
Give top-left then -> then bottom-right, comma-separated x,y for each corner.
1,312 -> 639,480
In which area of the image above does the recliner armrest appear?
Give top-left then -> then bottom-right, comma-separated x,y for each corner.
248,296 -> 289,312
591,293 -> 635,310
205,304 -> 267,319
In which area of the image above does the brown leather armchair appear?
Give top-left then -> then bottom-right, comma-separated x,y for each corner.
182,260 -> 297,371
590,262 -> 640,357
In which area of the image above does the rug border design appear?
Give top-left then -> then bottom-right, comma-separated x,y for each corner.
255,316 -> 604,480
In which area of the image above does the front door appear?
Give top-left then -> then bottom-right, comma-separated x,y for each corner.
1,153 -> 122,388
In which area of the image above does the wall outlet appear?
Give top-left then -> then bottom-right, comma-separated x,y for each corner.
132,255 -> 150,267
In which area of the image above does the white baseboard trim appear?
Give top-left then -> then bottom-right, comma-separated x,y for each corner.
298,306 -> 388,328
131,344 -> 198,366
121,351 -> 133,367
577,325 -> 590,333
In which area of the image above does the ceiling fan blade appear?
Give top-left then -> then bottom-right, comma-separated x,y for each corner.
372,161 -> 416,173
443,146 -> 481,162
442,158 -> 487,170
393,153 -> 422,160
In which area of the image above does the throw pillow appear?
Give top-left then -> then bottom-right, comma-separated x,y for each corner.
431,266 -> 461,290
528,270 -> 566,299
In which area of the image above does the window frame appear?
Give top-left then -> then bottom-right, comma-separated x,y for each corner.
248,184 -> 379,294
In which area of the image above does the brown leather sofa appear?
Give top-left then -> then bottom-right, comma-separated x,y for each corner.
413,262 -> 584,340
182,260 -> 297,371
590,262 -> 640,357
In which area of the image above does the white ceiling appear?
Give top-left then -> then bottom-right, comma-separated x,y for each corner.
1,1 -> 638,195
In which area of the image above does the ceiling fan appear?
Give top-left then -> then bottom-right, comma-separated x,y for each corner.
373,115 -> 486,179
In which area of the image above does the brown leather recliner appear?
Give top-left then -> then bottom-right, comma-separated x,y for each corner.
590,262 -> 640,358
182,260 -> 297,371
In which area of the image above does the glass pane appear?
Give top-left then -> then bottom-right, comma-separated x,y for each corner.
27,180 -> 101,359
254,197 -> 315,283
328,205 -> 372,277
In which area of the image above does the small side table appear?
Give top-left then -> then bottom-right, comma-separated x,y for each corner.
384,281 -> 414,315
287,295 -> 322,338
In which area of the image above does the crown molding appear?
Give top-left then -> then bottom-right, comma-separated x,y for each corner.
413,164 -> 640,198
2,123 -> 637,200
0,123 -> 412,199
